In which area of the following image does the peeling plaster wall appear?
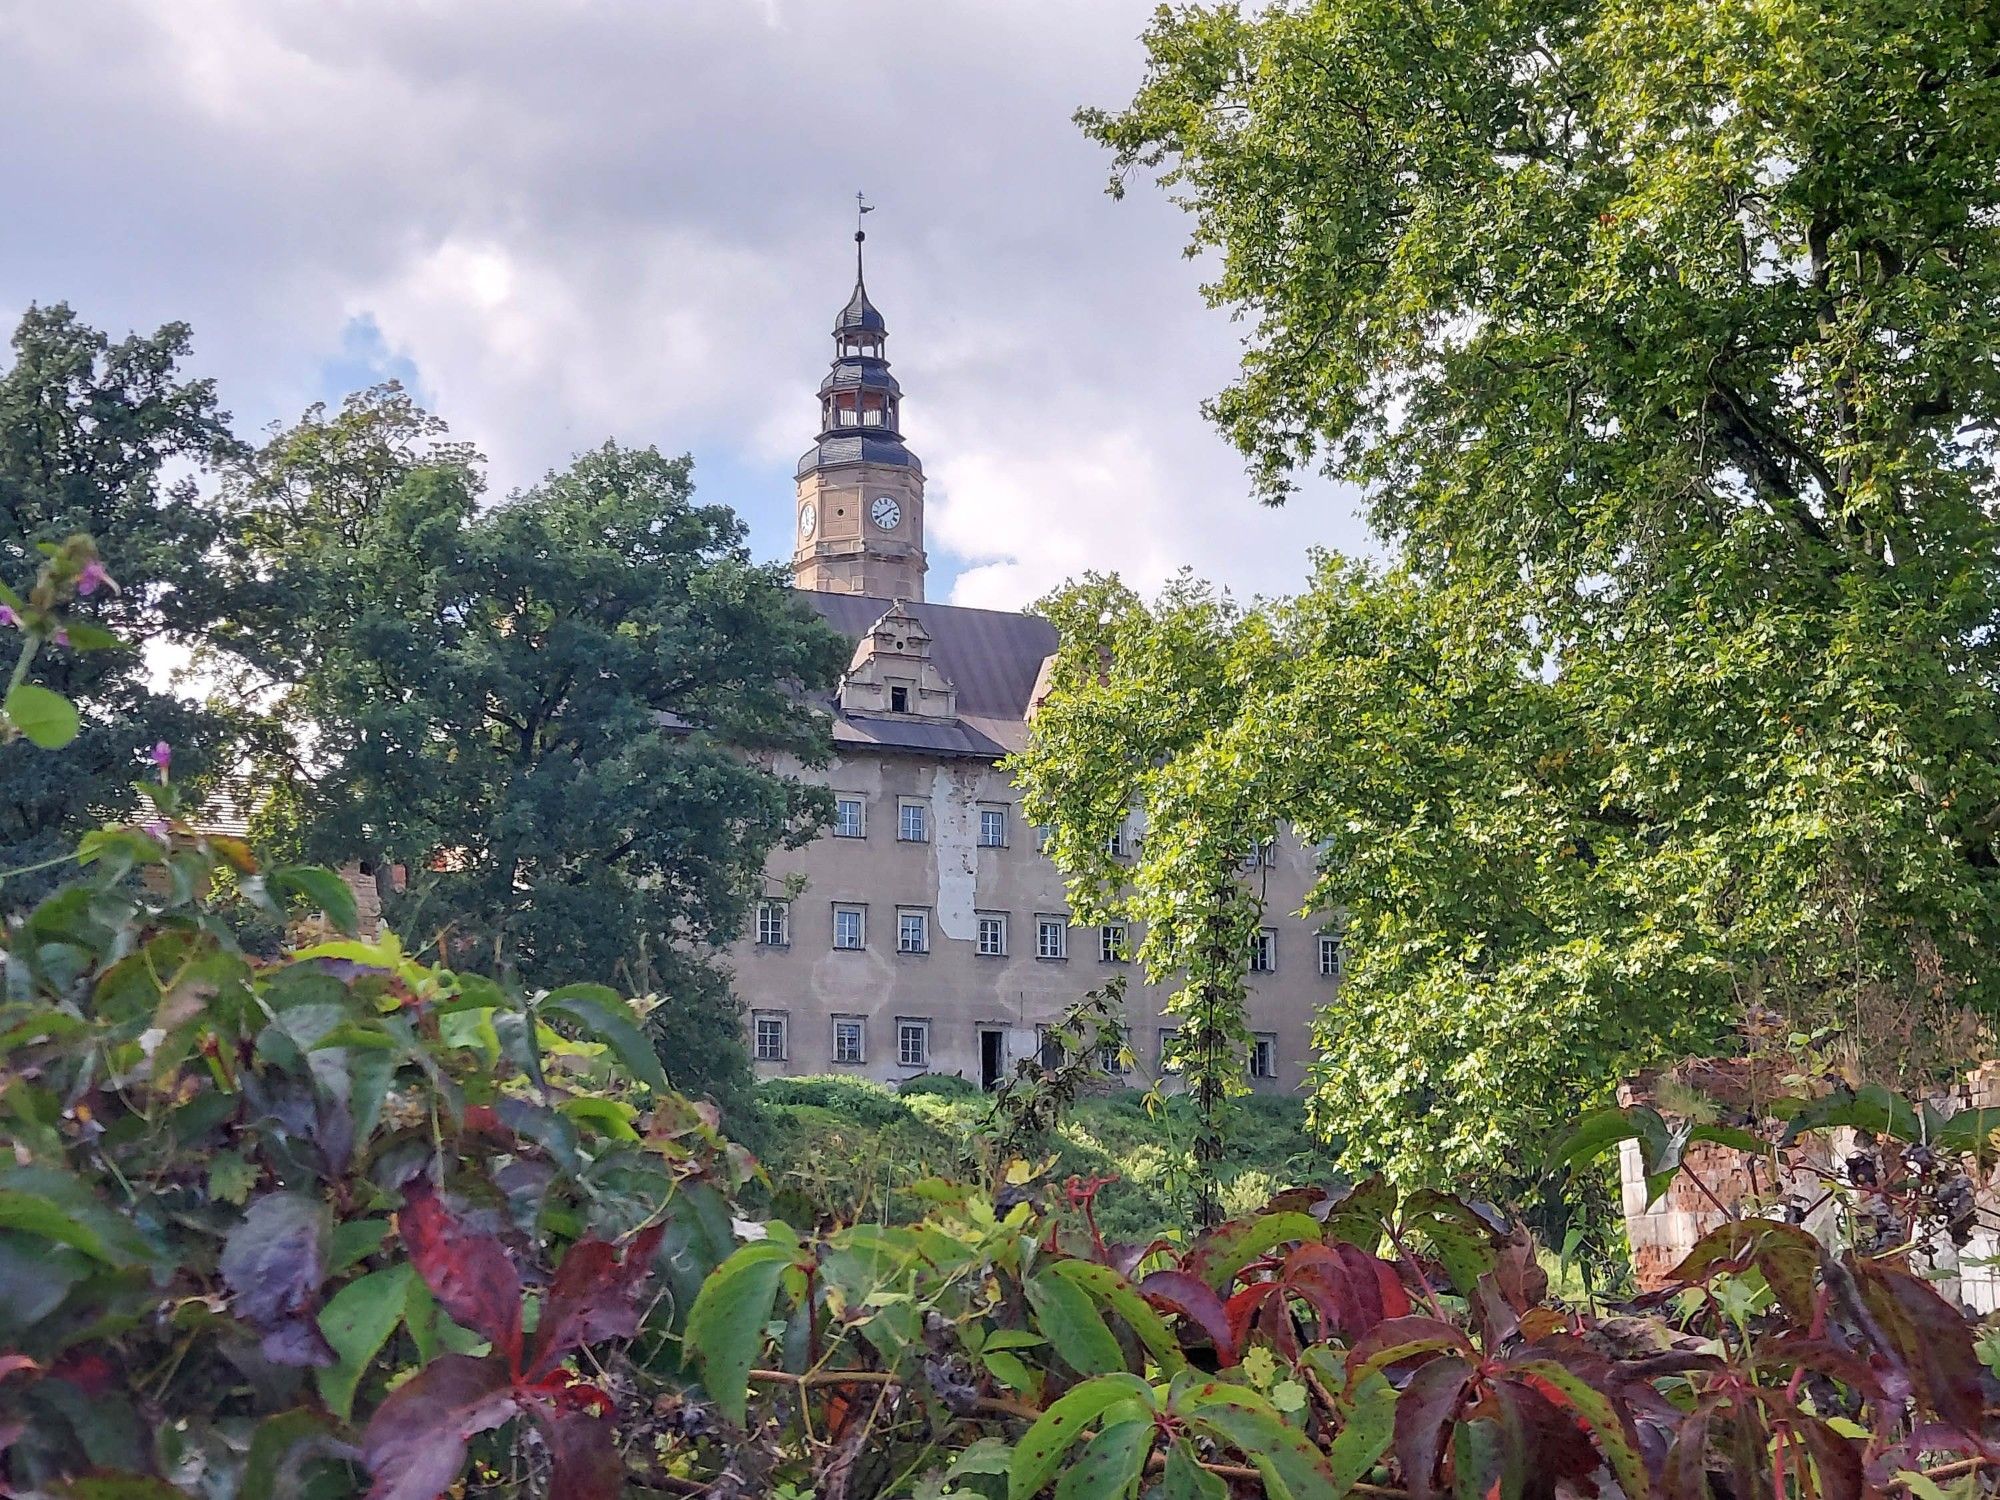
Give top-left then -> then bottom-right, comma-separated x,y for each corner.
730,749 -> 1335,1095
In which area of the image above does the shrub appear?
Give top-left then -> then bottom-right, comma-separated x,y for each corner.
896,1070 -> 980,1100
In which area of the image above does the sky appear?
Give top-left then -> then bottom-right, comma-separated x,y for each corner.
0,0 -> 1370,611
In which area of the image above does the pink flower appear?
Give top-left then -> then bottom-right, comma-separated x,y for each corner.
149,741 -> 172,778
0,605 -> 15,628
52,630 -> 68,647
143,820 -> 170,841
76,559 -> 109,597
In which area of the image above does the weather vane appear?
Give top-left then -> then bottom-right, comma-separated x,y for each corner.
856,191 -> 874,237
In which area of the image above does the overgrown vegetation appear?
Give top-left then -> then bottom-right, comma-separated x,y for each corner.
752,1073 -> 1343,1242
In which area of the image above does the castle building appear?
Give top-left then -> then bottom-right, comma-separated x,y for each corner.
730,232 -> 1334,1091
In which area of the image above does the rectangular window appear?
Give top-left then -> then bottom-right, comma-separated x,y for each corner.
898,1019 -> 929,1068
1036,916 -> 1067,960
834,796 -> 865,839
898,909 -> 930,954
1251,1034 -> 1278,1080
832,1017 -> 865,1065
978,807 -> 1008,847
1037,1025 -> 1065,1070
753,1013 -> 787,1062
1251,928 -> 1277,973
1241,839 -> 1277,870
755,900 -> 789,947
890,684 -> 911,713
1034,824 -> 1053,852
1319,934 -> 1343,978
833,905 -> 866,950
898,799 -> 929,842
976,913 -> 1008,957
1099,924 -> 1128,963
1097,1025 -> 1126,1075
1106,822 -> 1127,857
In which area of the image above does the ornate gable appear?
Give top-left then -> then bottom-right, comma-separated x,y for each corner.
839,602 -> 958,720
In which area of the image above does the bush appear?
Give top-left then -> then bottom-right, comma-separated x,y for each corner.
755,1073 -> 911,1127
896,1070 -> 980,1099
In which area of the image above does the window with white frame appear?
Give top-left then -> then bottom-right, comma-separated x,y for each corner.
897,1019 -> 929,1068
1241,839 -> 1277,869
1034,824 -> 1053,852
898,799 -> 929,842
1106,821 -> 1128,857
834,796 -> 865,839
976,913 -> 1008,957
832,1017 -> 865,1065
897,909 -> 930,954
1250,1034 -> 1278,1080
833,905 -> 866,950
1099,924 -> 1128,963
753,1012 -> 787,1062
1036,916 -> 1067,960
1319,934 -> 1343,978
1098,1026 -> 1126,1074
755,900 -> 789,947
1251,928 -> 1277,973
978,806 -> 1008,847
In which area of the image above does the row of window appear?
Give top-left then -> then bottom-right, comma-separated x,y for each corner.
833,795 -> 1041,848
749,1011 -> 1283,1079
755,899 -> 1343,975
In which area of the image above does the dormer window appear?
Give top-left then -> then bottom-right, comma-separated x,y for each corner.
891,685 -> 910,713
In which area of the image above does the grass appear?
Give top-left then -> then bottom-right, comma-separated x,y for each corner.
747,1074 -> 1345,1242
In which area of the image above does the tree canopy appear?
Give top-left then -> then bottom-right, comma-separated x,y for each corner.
218,388 -> 848,1106
0,305 -> 245,883
1027,0 -> 2000,1178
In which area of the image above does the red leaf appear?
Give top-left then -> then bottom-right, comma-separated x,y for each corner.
1845,1252 -> 1984,1433
399,1179 -> 524,1369
1392,1354 -> 1474,1500
1138,1269 -> 1240,1365
540,1407 -> 623,1500
526,1224 -> 665,1380
1796,1414 -> 1865,1500
362,1352 -> 520,1500
1223,1283 -> 1274,1356
1659,1397 -> 1718,1500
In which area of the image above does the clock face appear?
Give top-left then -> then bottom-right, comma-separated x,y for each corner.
871,495 -> 902,531
799,502 -> 816,539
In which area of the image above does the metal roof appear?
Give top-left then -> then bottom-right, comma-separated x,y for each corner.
798,592 -> 1060,758
796,434 -> 923,479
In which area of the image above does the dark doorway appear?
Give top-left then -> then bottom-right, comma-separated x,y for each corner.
979,1030 -> 1005,1091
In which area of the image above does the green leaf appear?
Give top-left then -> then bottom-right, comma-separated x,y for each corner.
1007,1372 -> 1153,1500
317,1264 -> 414,1421
1160,1441 -> 1227,1500
240,1409 -> 334,1500
947,1436 -> 1014,1477
0,1189 -> 111,1261
1329,1369 -> 1396,1497
1049,1259 -> 1185,1371
984,1349 -> 1038,1394
329,1218 -> 392,1273
1027,1264 -> 1126,1376
208,1151 -> 258,1207
1398,1191 -> 1499,1298
1547,1107 -> 1653,1175
270,866 -> 359,936
542,984 -> 670,1095
1055,1417 -> 1152,1500
1177,1382 -> 1338,1500
1187,1211 -> 1322,1290
683,1241 -> 794,1426
56,621 -> 120,652
1322,1174 -> 1397,1251
5,683 -> 78,749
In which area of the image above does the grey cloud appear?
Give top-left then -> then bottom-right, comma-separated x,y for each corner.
0,0 -> 1371,606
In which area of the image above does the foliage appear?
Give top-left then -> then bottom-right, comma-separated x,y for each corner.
752,1073 -> 1343,1243
1034,0 -> 2000,1177
0,306 -> 245,885
11,540 -> 2000,1500
215,385 -> 851,1109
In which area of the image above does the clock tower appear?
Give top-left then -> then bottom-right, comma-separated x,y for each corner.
791,228 -> 927,601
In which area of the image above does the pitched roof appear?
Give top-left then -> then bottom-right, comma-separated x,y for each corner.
798,592 -> 1059,758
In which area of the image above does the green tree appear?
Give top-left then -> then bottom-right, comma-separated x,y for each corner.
221,387 -> 849,1110
1040,0 -> 2000,1178
0,305 -> 244,879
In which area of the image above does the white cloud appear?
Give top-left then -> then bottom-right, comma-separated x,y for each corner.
0,0 -> 1373,609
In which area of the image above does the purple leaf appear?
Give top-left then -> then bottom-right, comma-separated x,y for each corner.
362,1352 -> 519,1500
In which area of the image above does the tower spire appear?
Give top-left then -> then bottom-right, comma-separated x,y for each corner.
854,191 -> 873,290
